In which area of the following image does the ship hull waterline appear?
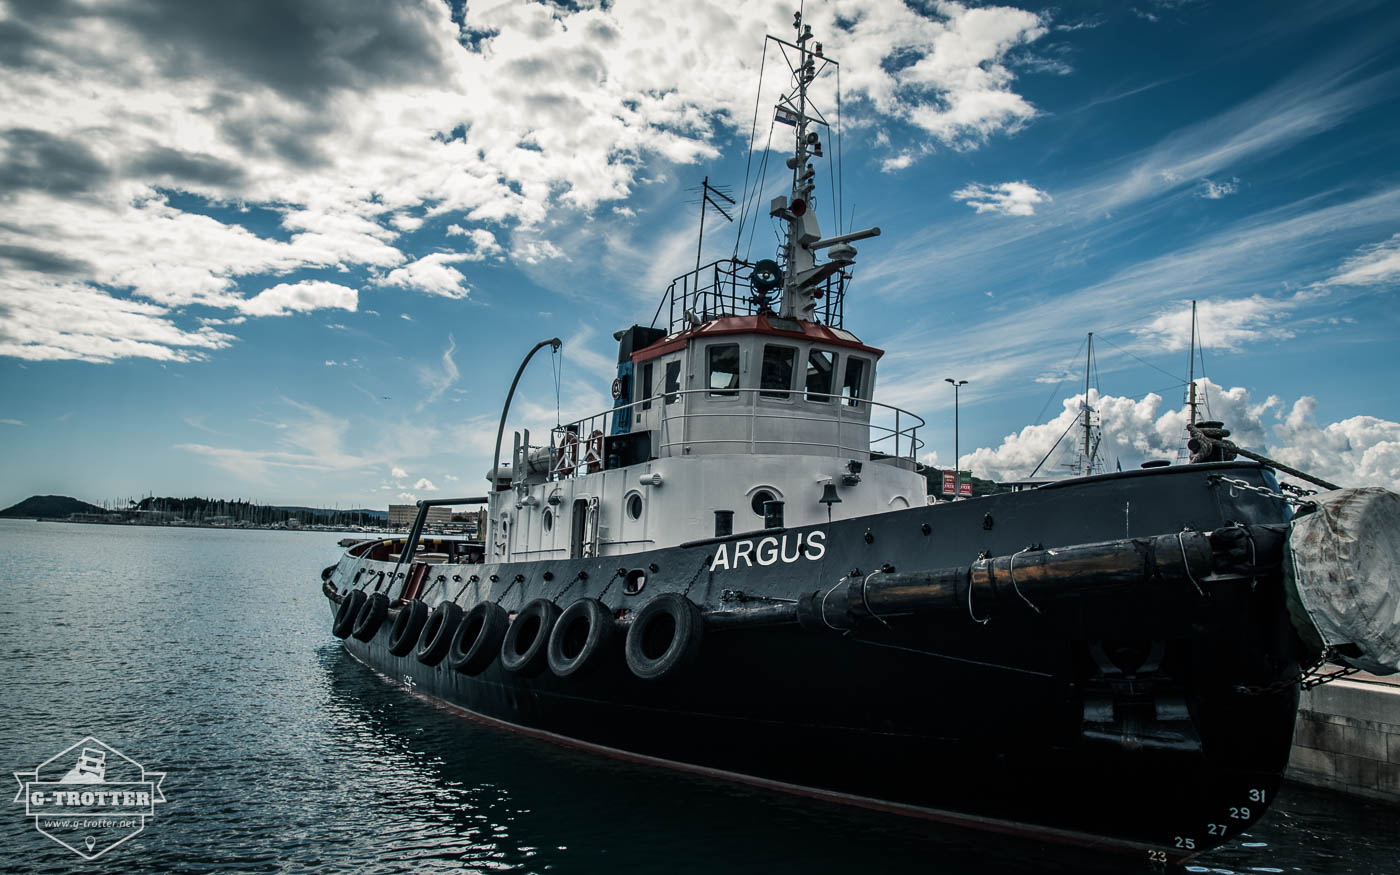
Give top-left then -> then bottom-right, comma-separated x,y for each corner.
322,461 -> 1304,865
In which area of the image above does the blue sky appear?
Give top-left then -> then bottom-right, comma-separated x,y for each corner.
2,0 -> 1398,509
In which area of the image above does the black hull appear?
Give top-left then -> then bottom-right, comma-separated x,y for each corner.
323,462 -> 1304,864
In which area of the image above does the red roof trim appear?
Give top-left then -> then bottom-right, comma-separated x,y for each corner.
631,315 -> 883,364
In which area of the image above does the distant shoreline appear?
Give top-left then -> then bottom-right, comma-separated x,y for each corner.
12,517 -> 398,536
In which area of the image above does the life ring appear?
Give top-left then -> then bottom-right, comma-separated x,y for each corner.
447,601 -> 510,675
333,589 -> 367,639
557,431 -> 579,477
351,591 -> 391,641
547,598 -> 617,679
387,599 -> 429,656
416,602 -> 463,666
585,429 -> 605,473
500,598 -> 561,677
624,593 -> 703,681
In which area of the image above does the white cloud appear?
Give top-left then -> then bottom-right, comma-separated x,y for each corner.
0,418 -> 23,426
960,379 -> 1400,491
952,181 -> 1051,216
417,334 -> 459,407
390,466 -> 408,479
1199,177 -> 1239,199
444,473 -> 459,481
237,280 -> 358,317
0,282 -> 234,363
1323,233 -> 1400,288
413,477 -> 437,491
1132,294 -> 1298,353
0,0 -> 1056,362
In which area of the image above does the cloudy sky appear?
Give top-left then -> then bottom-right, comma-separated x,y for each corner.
1,0 -> 1398,509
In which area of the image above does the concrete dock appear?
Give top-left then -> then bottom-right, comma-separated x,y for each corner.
1288,669 -> 1400,804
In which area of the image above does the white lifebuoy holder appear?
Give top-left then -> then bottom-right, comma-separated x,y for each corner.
585,429 -> 605,473
557,431 -> 579,476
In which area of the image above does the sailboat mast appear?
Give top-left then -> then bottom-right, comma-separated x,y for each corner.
1083,332 -> 1093,474
1187,300 -> 1198,426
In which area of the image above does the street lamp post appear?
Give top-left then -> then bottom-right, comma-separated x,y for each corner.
945,378 -> 968,498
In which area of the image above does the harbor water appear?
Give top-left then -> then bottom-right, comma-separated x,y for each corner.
1,519 -> 1396,874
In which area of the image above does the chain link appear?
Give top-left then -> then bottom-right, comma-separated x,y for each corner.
1233,650 -> 1359,695
1210,475 -> 1317,509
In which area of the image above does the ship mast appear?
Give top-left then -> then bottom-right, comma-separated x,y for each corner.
1083,332 -> 1093,475
1186,300 -> 1198,427
773,11 -> 879,322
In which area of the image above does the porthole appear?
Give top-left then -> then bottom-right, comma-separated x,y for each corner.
626,492 -> 644,521
750,489 -> 776,516
624,568 -> 647,595
542,508 -> 553,532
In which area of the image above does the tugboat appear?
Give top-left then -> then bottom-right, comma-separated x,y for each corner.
321,13 -> 1400,865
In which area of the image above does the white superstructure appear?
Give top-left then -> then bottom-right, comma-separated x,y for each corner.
483,11 -> 928,562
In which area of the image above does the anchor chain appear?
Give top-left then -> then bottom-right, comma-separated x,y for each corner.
1209,475 -> 1318,509
1233,649 -> 1361,695
681,555 -> 711,600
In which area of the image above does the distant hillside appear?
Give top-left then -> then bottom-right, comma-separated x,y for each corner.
277,505 -> 387,522
0,495 -> 105,518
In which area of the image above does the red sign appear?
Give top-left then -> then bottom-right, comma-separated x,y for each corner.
959,480 -> 973,496
942,472 -> 956,495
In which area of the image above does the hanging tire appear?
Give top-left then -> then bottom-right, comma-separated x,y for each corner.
548,598 -> 617,679
332,589 -> 367,639
352,591 -> 390,641
625,593 -> 703,681
500,598 -> 561,678
416,602 -> 462,666
387,599 -> 429,656
448,601 -> 510,676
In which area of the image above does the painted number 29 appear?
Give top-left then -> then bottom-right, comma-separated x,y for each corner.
1229,806 -> 1251,820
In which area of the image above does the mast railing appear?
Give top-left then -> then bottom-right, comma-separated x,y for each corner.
654,258 -> 847,334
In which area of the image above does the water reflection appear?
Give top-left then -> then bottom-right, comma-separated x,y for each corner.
318,645 -> 1167,875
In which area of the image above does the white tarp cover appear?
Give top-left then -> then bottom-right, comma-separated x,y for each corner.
1289,487 -> 1400,675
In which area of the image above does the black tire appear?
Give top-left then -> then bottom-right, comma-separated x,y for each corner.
448,601 -> 510,676
352,591 -> 390,641
387,599 -> 429,656
500,598 -> 561,678
625,593 -> 703,681
547,598 -> 617,679
416,602 -> 462,666
332,589 -> 367,639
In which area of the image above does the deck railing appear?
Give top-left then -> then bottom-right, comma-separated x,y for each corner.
539,388 -> 924,480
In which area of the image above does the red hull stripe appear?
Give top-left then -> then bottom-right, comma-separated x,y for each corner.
632,315 -> 884,364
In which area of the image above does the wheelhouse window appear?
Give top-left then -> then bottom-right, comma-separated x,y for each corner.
805,349 -> 836,402
759,345 -> 797,399
842,357 -> 869,408
708,344 -> 740,397
664,360 -> 680,404
639,361 -> 654,410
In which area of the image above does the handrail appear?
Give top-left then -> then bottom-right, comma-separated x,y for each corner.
654,258 -> 848,333
543,387 -> 924,479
